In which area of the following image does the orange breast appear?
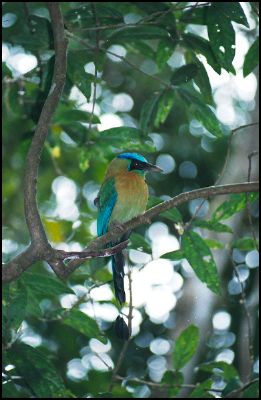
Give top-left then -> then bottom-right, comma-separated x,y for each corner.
110,171 -> 149,224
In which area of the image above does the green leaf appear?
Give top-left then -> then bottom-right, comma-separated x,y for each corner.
178,87 -> 223,138
243,380 -> 259,398
181,5 -> 209,25
62,309 -> 101,338
67,52 -> 93,101
111,385 -> 134,398
99,127 -> 141,140
54,104 -> 100,125
21,272 -> 74,297
3,14 -> 52,54
2,62 -> 13,79
190,379 -> 215,398
127,41 -> 155,59
24,285 -> 43,318
192,219 -> 233,233
161,207 -> 183,223
64,4 -> 123,38
2,380 -> 22,398
173,324 -> 200,370
207,3 -> 236,73
182,33 -> 221,74
85,370 -> 112,396
147,195 -> 164,208
231,237 -> 258,251
193,60 -> 213,105
154,90 -> 175,128
161,370 -> 184,397
140,94 -> 161,133
222,378 -> 241,397
222,2 -> 249,28
134,2 -> 170,14
171,63 -> 199,85
108,26 -> 169,42
7,343 -> 71,397
156,39 -> 177,69
161,249 -> 184,261
182,231 -> 221,294
183,1 -> 249,31
212,192 -> 259,221
129,233 -> 152,254
9,283 -> 28,331
97,127 -> 155,152
147,196 -> 183,223
204,238 -> 224,249
243,38 -> 259,77
198,361 -> 239,381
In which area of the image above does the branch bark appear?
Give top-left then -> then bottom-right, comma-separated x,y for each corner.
3,181 -> 259,283
71,181 -> 260,252
23,3 -> 68,248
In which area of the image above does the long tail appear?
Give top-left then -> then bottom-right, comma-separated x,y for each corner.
112,251 -> 126,304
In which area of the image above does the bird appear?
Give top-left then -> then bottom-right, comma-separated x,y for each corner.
95,152 -> 162,314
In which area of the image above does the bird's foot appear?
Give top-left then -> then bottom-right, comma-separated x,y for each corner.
110,221 -> 125,234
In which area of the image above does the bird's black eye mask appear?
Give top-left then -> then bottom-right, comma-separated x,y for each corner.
129,159 -> 147,171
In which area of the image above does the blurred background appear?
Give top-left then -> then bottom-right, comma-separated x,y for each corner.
2,2 -> 259,398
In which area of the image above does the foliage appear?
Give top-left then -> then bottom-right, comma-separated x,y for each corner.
2,2 -> 259,399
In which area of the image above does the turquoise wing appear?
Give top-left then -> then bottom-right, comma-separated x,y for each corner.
96,177 -> 117,237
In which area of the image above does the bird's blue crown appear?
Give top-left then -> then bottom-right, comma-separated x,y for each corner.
117,153 -> 148,163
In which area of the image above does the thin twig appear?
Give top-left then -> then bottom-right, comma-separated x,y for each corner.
94,352 -> 113,370
135,1 -> 211,24
246,151 -> 259,251
23,3 -> 68,247
232,259 -> 254,381
224,377 -> 259,398
67,2 -> 211,32
114,375 -> 222,393
40,280 -> 112,323
185,122 -> 259,230
69,21 -> 157,32
217,122 -> 259,186
88,3 -> 99,130
66,31 -> 171,89
114,375 -> 259,397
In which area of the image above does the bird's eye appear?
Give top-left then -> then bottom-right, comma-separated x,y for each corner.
130,160 -> 143,171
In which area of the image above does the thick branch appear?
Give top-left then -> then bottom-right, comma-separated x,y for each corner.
74,181 -> 260,251
2,181 -> 259,283
2,245 -> 40,284
23,3 -> 68,247
3,181 -> 259,282
65,181 -> 259,271
2,240 -> 129,284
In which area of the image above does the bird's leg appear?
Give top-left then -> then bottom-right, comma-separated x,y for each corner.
110,220 -> 125,235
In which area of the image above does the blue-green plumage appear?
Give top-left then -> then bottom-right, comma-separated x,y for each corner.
96,153 -> 162,307
97,178 -> 117,236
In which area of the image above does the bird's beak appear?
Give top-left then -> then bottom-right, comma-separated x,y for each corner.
146,162 -> 163,173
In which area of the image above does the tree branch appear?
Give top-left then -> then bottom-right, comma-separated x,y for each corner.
224,377 -> 259,398
23,2 -> 68,248
114,375 -> 223,394
66,31 -> 171,89
246,151 -> 259,251
2,181 -> 259,283
68,181 -> 260,257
